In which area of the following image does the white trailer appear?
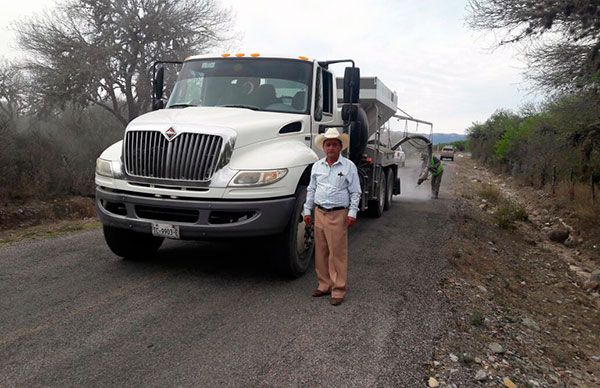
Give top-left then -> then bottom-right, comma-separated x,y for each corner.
95,54 -> 428,277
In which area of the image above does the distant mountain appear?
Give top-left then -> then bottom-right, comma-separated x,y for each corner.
432,133 -> 466,145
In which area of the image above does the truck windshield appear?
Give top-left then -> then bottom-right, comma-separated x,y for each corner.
166,58 -> 312,114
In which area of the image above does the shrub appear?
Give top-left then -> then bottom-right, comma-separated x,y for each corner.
470,310 -> 485,327
479,184 -> 502,204
495,199 -> 528,229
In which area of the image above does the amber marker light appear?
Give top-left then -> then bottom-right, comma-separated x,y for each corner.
235,53 -> 245,57
250,53 -> 260,57
298,55 -> 309,60
221,53 -> 231,57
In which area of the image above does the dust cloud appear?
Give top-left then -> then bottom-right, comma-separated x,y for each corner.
397,156 -> 432,201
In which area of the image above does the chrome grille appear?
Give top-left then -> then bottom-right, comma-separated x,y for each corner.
124,131 -> 223,181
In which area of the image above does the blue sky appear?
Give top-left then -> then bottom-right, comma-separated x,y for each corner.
1,0 -> 539,133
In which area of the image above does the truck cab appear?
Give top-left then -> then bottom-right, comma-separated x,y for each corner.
95,54 -> 401,277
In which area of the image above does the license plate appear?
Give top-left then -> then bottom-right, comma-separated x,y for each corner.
151,223 -> 180,239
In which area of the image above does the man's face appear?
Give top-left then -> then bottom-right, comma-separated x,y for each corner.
323,139 -> 342,159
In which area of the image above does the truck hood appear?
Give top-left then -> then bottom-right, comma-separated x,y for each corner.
127,107 -> 307,149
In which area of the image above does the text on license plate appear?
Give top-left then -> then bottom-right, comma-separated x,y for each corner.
152,223 -> 180,239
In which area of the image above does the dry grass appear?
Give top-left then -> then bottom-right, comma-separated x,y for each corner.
479,184 -> 503,205
554,181 -> 600,225
0,218 -> 100,247
477,183 -> 528,229
495,199 -> 528,229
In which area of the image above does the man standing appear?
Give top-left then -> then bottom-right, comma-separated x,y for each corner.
303,128 -> 361,306
417,154 -> 444,199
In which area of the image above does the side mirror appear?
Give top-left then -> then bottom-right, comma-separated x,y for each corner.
314,68 -> 323,121
343,67 -> 360,104
154,66 -> 165,103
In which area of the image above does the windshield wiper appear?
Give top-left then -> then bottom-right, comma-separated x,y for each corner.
218,104 -> 260,111
168,103 -> 197,109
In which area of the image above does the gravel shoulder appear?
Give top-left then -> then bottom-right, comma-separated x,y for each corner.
428,155 -> 600,387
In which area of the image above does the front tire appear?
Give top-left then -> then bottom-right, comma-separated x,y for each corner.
103,225 -> 164,259
271,186 -> 314,278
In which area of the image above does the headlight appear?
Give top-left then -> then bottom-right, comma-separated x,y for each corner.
96,158 -> 113,177
230,169 -> 288,186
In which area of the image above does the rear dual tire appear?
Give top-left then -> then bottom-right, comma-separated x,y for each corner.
368,169 -> 386,218
384,168 -> 394,211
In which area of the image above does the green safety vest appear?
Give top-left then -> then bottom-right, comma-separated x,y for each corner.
430,158 -> 443,176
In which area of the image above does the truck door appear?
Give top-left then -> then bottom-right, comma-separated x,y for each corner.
311,66 -> 336,156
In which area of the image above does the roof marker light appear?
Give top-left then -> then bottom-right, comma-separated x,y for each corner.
221,53 -> 231,57
235,53 -> 245,57
250,53 -> 260,57
298,56 -> 309,61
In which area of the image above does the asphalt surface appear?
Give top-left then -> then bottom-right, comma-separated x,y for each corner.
1,158 -> 455,387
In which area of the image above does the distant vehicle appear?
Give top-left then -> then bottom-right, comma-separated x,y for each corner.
440,145 -> 455,161
394,146 -> 406,167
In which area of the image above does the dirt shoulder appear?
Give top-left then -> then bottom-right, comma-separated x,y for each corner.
0,196 -> 99,246
427,155 -> 600,387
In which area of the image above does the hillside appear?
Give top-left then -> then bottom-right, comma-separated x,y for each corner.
432,133 -> 466,145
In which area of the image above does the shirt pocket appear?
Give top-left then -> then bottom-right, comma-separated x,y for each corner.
333,173 -> 349,189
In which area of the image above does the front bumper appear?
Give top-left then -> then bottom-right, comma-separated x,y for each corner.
96,186 -> 295,239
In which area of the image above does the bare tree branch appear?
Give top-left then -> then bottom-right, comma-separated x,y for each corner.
14,0 -> 236,127
468,0 -> 600,92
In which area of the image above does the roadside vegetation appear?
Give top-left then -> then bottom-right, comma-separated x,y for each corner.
466,0 -> 600,225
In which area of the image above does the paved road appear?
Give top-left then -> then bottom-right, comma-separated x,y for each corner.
1,159 -> 455,386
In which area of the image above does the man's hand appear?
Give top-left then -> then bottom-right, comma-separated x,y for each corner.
303,215 -> 312,226
346,216 -> 357,227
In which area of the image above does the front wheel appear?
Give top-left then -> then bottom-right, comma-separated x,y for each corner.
103,225 -> 164,259
271,186 -> 314,278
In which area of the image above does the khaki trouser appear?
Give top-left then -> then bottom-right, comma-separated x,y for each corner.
314,207 -> 348,298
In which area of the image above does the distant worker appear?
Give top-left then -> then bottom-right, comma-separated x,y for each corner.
303,128 -> 362,306
417,153 -> 444,199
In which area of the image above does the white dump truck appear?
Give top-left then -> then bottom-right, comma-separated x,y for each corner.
95,54 -> 412,277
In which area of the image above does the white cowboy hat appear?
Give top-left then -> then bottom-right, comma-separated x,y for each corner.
315,128 -> 350,151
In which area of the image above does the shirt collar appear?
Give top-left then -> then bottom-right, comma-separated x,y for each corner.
320,155 -> 345,166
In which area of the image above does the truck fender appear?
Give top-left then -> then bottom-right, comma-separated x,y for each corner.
229,139 -> 319,171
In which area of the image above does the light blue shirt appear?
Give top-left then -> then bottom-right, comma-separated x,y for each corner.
303,155 -> 362,218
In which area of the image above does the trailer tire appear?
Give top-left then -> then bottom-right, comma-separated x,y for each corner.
103,225 -> 164,259
368,170 -> 385,218
384,168 -> 394,210
271,186 -> 314,278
